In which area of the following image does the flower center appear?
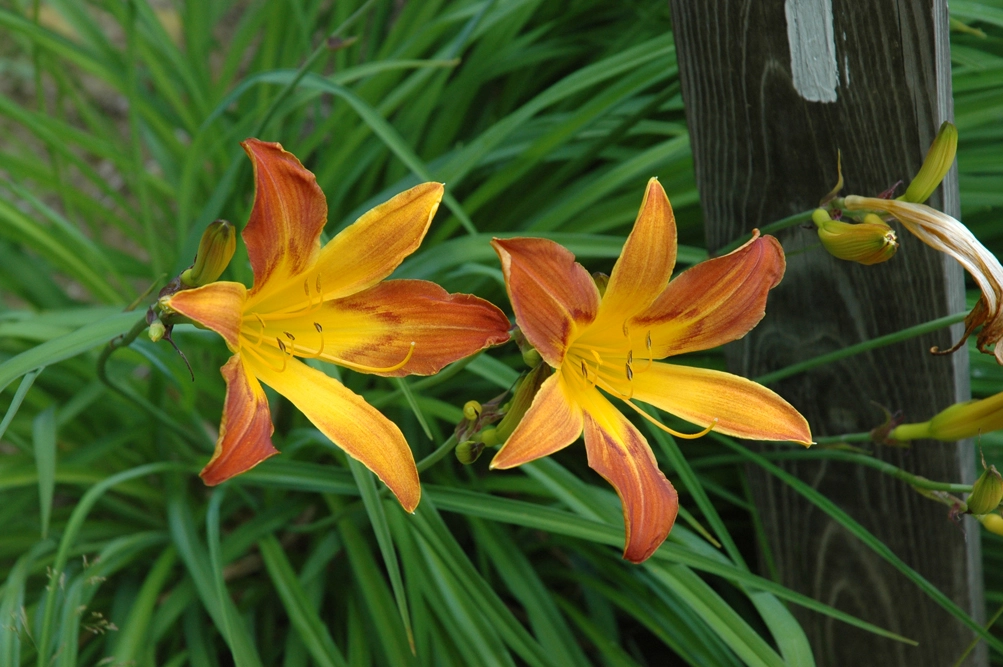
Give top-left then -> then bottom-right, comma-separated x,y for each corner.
568,325 -> 716,440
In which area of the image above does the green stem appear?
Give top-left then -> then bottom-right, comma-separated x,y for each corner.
715,209 -> 814,256
952,602 -> 1003,667
755,311 -> 968,385
97,317 -> 205,445
417,434 -> 458,473
692,448 -> 972,493
813,432 -> 873,443
251,0 -> 375,138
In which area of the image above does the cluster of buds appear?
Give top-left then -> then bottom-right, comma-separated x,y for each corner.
145,220 -> 237,375
813,121 -> 957,267
454,362 -> 549,465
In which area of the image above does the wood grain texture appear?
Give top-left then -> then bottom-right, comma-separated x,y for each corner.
668,0 -> 984,664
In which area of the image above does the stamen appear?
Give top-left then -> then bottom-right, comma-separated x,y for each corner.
284,331 -> 295,341
246,343 -> 287,373
277,338 -> 287,354
622,322 -> 630,337
257,277 -> 324,321
592,372 -> 632,400
625,362 -> 633,381
324,342 -> 417,374
618,397 -> 717,440
251,313 -> 266,346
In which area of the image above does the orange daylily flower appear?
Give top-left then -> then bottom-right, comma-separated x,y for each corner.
163,139 -> 510,511
490,179 -> 811,562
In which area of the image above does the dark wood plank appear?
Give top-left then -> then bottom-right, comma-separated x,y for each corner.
668,0 -> 984,664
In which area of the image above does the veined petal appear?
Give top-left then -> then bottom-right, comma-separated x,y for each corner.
164,281 -> 247,351
631,362 -> 812,444
578,389 -> 678,563
241,139 -> 327,295
201,354 -> 278,486
490,370 -> 584,469
631,233 -> 785,358
245,346 -> 420,511
251,183 -> 444,313
244,280 -> 510,376
493,237 -> 600,367
593,179 -> 676,327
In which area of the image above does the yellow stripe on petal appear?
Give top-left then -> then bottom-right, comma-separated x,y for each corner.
241,140 -> 327,294
201,354 -> 278,485
493,237 -> 599,367
252,279 -> 510,377
631,362 -> 812,444
490,370 -> 584,469
631,233 -> 785,358
246,346 -> 421,512
593,178 -> 676,329
578,389 -> 678,563
164,281 -> 247,351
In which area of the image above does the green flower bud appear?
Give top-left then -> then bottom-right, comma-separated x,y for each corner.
148,320 -> 166,343
900,121 -> 958,204
591,272 -> 609,298
463,400 -> 482,422
980,512 -> 1003,536
968,464 -> 1003,515
180,220 -> 236,287
815,213 -> 898,266
455,440 -> 485,465
479,428 -> 499,447
521,347 -> 542,368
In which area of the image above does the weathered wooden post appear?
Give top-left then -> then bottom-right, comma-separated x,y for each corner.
668,1 -> 983,664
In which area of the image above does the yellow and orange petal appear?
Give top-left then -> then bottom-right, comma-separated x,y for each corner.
630,362 -> 811,444
591,178 -> 677,333
245,345 -> 420,512
241,140 -> 327,294
578,389 -> 678,563
165,281 -> 247,351
492,237 -> 599,367
491,370 -> 584,470
201,354 -> 278,485
250,182 -> 445,313
631,233 -> 785,358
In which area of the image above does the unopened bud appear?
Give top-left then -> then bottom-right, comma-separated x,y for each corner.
148,320 -> 166,343
815,213 -> 898,265
180,220 -> 236,287
891,391 -> 1003,442
455,440 -> 485,465
968,465 -> 1003,515
479,428 -> 499,447
522,347 -> 542,368
900,121 -> 957,204
981,512 -> 1003,536
463,400 -> 482,422
592,272 -> 609,298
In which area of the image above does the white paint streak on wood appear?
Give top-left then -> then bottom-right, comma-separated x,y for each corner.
784,0 -> 839,102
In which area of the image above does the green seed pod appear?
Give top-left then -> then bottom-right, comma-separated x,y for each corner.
180,219 -> 237,287
455,440 -> 485,465
968,464 -> 1003,515
521,347 -> 542,368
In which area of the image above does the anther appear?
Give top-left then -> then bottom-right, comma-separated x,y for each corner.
277,338 -> 287,354
284,331 -> 295,341
625,363 -> 633,381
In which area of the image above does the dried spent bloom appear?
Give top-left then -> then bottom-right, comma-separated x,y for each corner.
162,140 -> 511,510
490,178 -> 811,562
813,209 -> 898,266
843,196 -> 1003,363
